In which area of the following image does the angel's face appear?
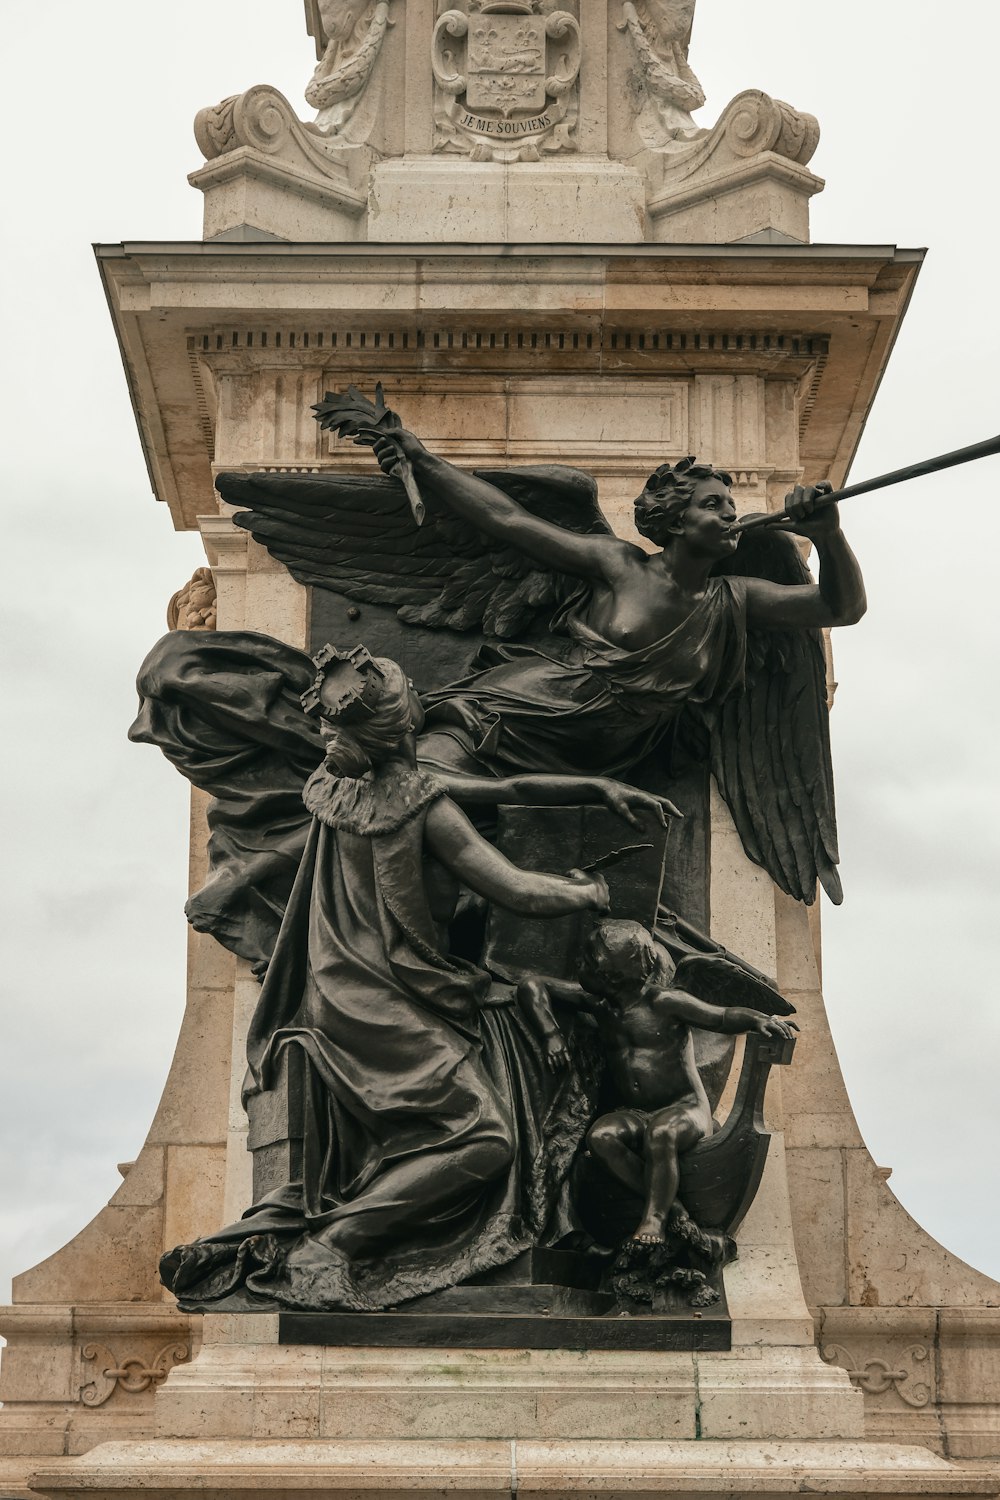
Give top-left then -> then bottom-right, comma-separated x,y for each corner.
675,480 -> 739,559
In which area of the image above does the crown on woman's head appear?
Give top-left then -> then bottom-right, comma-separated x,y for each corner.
302,644 -> 386,723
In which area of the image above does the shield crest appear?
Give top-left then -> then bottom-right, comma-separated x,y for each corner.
466,14 -> 547,116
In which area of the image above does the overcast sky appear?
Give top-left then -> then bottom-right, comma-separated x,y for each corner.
2,1 -> 998,1306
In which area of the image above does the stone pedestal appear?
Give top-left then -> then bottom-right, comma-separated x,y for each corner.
187,12 -> 822,246
367,158 -> 647,243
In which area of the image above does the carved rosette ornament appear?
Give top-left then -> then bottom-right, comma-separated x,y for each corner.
432,1 -> 582,163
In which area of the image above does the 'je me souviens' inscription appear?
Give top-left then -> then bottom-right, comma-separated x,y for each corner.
459,109 -> 553,136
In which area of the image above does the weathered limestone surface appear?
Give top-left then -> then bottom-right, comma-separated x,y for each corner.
190,4 -> 822,245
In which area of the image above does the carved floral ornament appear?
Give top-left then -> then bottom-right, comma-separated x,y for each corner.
432,1 -> 582,162
304,1 -> 395,139
618,0 -> 707,144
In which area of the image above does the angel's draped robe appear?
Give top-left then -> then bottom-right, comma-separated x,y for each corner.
418,577 -> 748,781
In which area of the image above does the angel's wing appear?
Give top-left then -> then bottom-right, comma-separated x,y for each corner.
673,954 -> 795,1016
217,464 -> 612,641
702,527 -> 842,906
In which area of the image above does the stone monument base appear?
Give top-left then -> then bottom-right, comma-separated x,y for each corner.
22,1438 -> 998,1500
147,1313 -> 863,1444
15,1314 -> 998,1500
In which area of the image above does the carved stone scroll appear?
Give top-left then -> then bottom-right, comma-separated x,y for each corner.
432,3 -> 582,163
192,85 -> 367,223
646,89 -> 820,199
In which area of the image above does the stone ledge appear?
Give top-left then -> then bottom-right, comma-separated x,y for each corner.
25,1439 -> 1000,1499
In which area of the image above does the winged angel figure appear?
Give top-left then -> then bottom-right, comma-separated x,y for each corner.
222,395 -> 858,885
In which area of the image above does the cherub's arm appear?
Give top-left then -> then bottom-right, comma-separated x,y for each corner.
744,486 -> 867,630
516,976 -> 602,1073
368,430 -> 631,584
651,986 -> 798,1039
424,797 -> 609,917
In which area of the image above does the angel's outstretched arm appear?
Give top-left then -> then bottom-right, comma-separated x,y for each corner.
652,987 -> 798,1038
368,430 -> 628,583
743,488 -> 867,630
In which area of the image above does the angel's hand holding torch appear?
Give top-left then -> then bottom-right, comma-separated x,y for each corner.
362,426 -> 427,475
353,425 -> 428,526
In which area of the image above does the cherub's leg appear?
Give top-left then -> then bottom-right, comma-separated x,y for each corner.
634,1104 -> 706,1243
586,1111 -> 646,1197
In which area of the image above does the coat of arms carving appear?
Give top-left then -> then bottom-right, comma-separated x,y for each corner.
432,1 -> 582,162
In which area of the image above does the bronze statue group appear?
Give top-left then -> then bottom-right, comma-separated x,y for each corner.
137,396 -> 864,1315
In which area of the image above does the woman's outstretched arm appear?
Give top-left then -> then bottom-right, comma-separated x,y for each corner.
424,796 -> 610,917
440,770 -> 681,828
369,429 -> 629,583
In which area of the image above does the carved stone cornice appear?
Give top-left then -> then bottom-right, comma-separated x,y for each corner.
186,323 -> 829,375
199,516 -> 250,571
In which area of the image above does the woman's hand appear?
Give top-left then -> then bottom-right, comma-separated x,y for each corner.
360,427 -> 427,476
588,778 -> 682,829
566,869 -> 611,912
782,481 -> 840,542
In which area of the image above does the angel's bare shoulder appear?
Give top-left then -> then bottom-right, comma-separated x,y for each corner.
600,536 -> 648,572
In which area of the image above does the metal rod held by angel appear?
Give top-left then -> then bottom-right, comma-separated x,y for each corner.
733,432 -> 1000,533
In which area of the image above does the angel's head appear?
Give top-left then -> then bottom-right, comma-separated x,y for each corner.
302,644 -> 424,777
634,457 -> 738,557
577,918 -> 674,1001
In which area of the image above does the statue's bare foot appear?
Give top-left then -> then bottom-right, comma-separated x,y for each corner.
614,1237 -> 654,1274
630,1231 -> 666,1246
